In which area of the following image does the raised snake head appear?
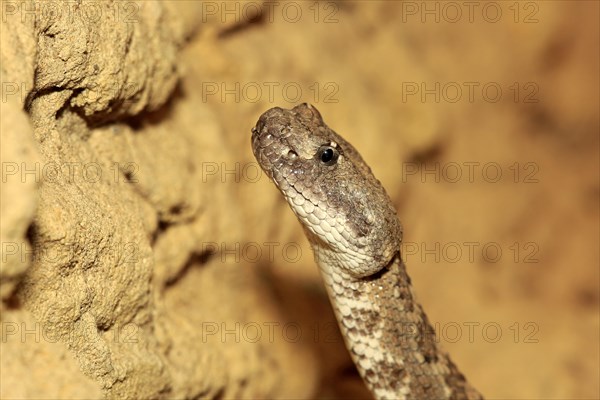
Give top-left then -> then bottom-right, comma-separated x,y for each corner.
252,103 -> 402,278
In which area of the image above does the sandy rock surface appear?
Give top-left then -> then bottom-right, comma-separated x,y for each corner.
1,1 -> 598,399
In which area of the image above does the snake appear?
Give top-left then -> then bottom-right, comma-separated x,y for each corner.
251,104 -> 483,400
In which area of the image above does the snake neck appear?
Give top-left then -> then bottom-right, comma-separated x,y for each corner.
251,105 -> 482,399
316,252 -> 483,400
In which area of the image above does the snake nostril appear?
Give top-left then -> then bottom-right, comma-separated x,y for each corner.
287,149 -> 298,159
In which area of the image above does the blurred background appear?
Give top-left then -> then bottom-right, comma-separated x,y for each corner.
1,1 -> 598,399
191,1 -> 600,399
197,2 -> 600,397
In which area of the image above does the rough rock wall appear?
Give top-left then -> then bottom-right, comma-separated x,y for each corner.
1,1 -> 598,399
2,1 -> 314,398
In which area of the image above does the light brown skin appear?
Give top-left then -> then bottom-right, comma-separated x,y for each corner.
252,104 -> 483,400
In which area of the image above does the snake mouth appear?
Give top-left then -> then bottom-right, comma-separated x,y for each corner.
281,175 -> 318,211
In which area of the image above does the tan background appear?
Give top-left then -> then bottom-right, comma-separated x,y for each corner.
1,1 -> 598,399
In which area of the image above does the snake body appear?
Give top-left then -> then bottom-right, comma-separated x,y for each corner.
251,104 -> 483,399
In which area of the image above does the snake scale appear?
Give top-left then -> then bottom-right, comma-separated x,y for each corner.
251,104 -> 483,400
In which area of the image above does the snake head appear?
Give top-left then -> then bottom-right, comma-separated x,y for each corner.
252,104 -> 402,279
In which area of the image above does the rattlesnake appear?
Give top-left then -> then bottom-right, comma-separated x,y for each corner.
251,103 -> 483,400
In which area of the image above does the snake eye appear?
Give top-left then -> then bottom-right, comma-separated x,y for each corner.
317,145 -> 339,166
